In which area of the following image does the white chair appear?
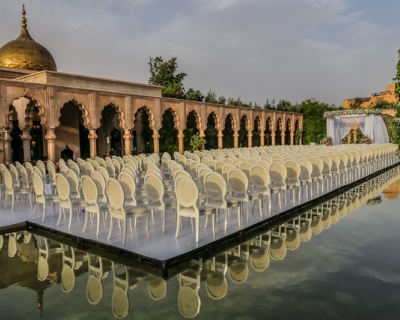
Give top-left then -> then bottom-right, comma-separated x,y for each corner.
81,175 -> 109,236
175,176 -> 216,243
107,178 -> 150,245
32,172 -> 59,222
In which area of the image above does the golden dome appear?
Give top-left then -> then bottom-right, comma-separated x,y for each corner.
0,5 -> 57,71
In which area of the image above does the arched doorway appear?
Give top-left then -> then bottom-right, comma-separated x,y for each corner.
238,116 -> 249,147
264,117 -> 272,146
285,119 -> 291,145
205,113 -> 218,150
97,104 -> 123,157
159,109 -> 178,155
55,101 -> 89,160
252,116 -> 261,147
184,110 -> 200,151
133,107 -> 154,154
275,118 -> 282,145
223,114 -> 235,149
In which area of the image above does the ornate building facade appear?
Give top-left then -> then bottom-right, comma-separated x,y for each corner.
0,7 -> 303,164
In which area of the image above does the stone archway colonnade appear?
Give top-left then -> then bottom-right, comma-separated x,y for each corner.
0,71 -> 303,163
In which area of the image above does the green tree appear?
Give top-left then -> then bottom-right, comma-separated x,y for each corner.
205,90 -> 218,103
394,48 -> 400,102
148,56 -> 186,98
299,98 -> 333,144
185,88 -> 204,102
276,99 -> 292,111
218,95 -> 226,105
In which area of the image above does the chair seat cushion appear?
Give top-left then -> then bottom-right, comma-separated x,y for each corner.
125,205 -> 149,215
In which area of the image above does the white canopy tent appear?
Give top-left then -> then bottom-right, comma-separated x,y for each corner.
326,112 -> 390,145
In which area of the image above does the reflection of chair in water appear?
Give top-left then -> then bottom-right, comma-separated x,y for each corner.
86,253 -> 111,305
249,237 -> 270,273
8,232 -> 20,257
112,262 -> 150,319
268,238 -> 287,260
148,276 -> 167,301
35,235 -> 63,281
285,228 -> 300,250
228,259 -> 249,284
177,259 -> 202,318
204,256 -> 229,300
61,245 -> 87,293
0,234 -> 3,250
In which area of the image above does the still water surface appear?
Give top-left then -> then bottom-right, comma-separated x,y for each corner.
1,170 -> 400,320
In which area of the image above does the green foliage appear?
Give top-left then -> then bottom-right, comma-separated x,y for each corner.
148,56 -> 186,98
298,98 -> 333,144
264,98 -> 275,110
159,111 -> 178,155
218,95 -> 226,105
205,90 -> 218,103
189,133 -> 206,152
184,112 -> 199,150
394,48 -> 400,102
185,88 -> 204,102
276,99 -> 292,111
227,97 -> 244,106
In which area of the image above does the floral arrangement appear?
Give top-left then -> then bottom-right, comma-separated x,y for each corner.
360,135 -> 372,144
323,109 -> 382,118
320,136 -> 333,146
366,196 -> 382,206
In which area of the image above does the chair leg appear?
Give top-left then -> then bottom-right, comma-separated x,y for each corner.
175,216 -> 181,238
108,217 -> 114,239
42,202 -> 46,223
195,217 -> 200,242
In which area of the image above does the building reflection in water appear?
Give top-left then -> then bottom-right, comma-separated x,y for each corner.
0,166 -> 399,318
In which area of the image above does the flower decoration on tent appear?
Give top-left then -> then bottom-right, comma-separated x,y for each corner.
323,109 -> 382,118
320,136 -> 333,146
360,135 -> 372,144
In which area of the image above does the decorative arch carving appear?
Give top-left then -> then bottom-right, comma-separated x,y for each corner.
99,102 -> 126,130
185,109 -> 202,132
240,114 -> 251,132
162,107 -> 179,131
225,113 -> 237,131
207,111 -> 221,130
56,99 -> 90,128
6,95 -> 46,130
134,105 -> 156,130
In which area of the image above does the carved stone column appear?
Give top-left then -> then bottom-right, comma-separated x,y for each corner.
88,129 -> 98,160
281,131 -> 285,145
233,131 -> 239,148
152,129 -> 160,154
290,131 -> 294,145
2,130 -> 12,164
123,129 -> 132,155
271,132 -> 276,146
217,130 -> 223,149
21,129 -> 32,162
260,132 -> 265,147
45,127 -> 56,163
247,132 -> 253,148
178,130 -> 185,154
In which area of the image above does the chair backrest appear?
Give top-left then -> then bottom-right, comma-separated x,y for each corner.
269,162 -> 287,185
284,160 -> 300,179
227,169 -> 249,197
118,172 -> 137,205
215,162 -> 226,175
106,161 -> 116,178
222,164 -> 236,182
85,162 -> 95,176
97,166 -> 110,181
66,169 -> 81,196
112,159 -> 121,174
81,176 -> 99,206
47,163 -> 56,184
250,165 -> 270,188
204,171 -> 227,207
9,164 -> 20,186
107,178 -> 125,215
3,169 -> 13,190
55,173 -> 71,201
309,157 -> 323,177
36,161 -> 46,176
32,171 -> 45,198
240,162 -> 253,183
175,176 -> 198,212
144,173 -> 164,204
91,171 -> 107,201
298,159 -> 312,181
33,166 -> 44,179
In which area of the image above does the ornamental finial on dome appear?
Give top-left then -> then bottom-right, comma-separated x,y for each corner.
21,5 -> 27,29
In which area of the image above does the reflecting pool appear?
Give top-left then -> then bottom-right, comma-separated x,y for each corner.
1,168 -> 400,319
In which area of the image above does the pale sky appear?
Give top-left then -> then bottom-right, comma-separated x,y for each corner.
1,0 -> 400,107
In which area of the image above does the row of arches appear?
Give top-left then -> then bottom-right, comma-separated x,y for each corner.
1,93 -> 302,164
